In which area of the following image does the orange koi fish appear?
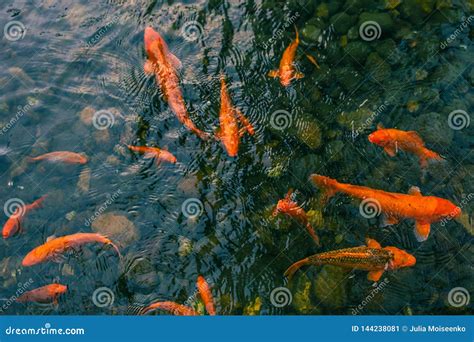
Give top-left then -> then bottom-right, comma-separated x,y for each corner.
16,284 -> 67,304
268,27 -> 303,87
368,124 -> 444,168
140,301 -> 199,316
144,27 -> 209,140
127,145 -> 177,164
216,76 -> 254,157
22,233 -> 120,266
27,151 -> 88,164
3,195 -> 47,239
285,238 -> 416,282
196,275 -> 216,315
273,190 -> 320,245
311,174 -> 461,242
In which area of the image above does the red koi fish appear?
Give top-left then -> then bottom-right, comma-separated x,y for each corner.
144,27 -> 209,140
22,233 -> 121,266
16,284 -> 67,305
311,174 -> 461,242
3,195 -> 47,239
268,27 -> 303,87
285,238 -> 416,282
127,145 -> 177,164
273,190 -> 320,245
27,151 -> 88,164
196,275 -> 216,315
140,301 -> 199,316
368,124 -> 444,168
216,76 -> 254,157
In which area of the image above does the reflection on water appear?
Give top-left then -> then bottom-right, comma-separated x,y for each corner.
0,0 -> 472,315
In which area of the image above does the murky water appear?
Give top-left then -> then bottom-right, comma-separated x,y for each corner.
0,0 -> 472,315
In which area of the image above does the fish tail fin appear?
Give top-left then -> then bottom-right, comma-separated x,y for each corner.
310,174 -> 339,203
108,242 -> 122,259
420,148 -> 444,168
305,222 -> 320,246
32,195 -> 48,209
26,156 -> 37,163
294,24 -> 299,43
284,258 -> 310,280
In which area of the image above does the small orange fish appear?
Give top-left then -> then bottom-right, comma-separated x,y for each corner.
311,174 -> 461,242
144,27 -> 209,140
368,124 -> 444,168
16,284 -> 67,305
216,76 -> 255,157
268,27 -> 303,87
140,301 -> 199,316
3,195 -> 47,239
285,238 -> 416,282
127,145 -> 177,164
196,275 -> 216,315
27,151 -> 88,164
273,190 -> 320,245
22,233 -> 120,267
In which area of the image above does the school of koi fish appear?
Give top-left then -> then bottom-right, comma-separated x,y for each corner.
2,25 -> 464,315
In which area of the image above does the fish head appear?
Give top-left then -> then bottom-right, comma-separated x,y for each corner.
22,246 -> 49,267
368,130 -> 390,146
434,198 -> 461,220
160,150 -> 177,163
51,284 -> 68,295
78,154 -> 89,164
385,247 -> 416,269
273,199 -> 286,216
2,217 -> 19,238
144,27 -> 163,50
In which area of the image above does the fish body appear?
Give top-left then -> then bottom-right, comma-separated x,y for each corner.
27,151 -> 88,164
144,27 -> 209,140
273,190 -> 320,245
368,125 -> 443,168
16,284 -> 67,304
216,76 -> 254,157
3,195 -> 47,238
22,233 -> 120,266
285,238 -> 416,282
268,27 -> 303,86
311,174 -> 461,242
127,145 -> 177,164
140,301 -> 199,316
197,275 -> 216,315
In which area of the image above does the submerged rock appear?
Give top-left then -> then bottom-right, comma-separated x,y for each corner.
294,115 -> 322,149
243,297 -> 261,315
77,167 -> 91,193
125,257 -> 158,291
415,112 -> 453,146
313,265 -> 347,309
91,212 -> 139,248
292,274 -> 317,314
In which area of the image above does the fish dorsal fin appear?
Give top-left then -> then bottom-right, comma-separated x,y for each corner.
406,131 -> 424,144
376,123 -> 384,130
408,186 -> 422,196
46,235 -> 56,242
284,189 -> 294,200
366,238 -> 382,249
